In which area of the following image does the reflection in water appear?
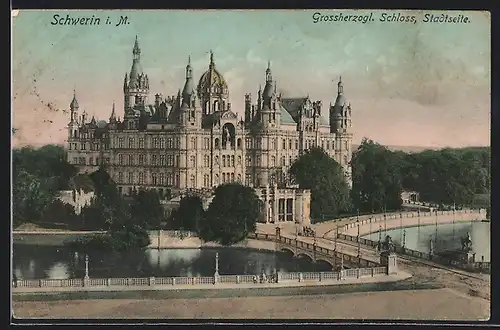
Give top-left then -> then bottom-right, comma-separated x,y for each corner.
362,221 -> 490,262
13,245 -> 333,280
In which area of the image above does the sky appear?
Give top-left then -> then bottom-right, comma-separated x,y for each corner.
12,10 -> 490,148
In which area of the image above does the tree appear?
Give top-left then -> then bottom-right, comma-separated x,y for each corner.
289,147 -> 352,220
200,183 -> 260,246
130,189 -> 165,229
40,199 -> 78,228
351,139 -> 403,213
169,195 -> 205,231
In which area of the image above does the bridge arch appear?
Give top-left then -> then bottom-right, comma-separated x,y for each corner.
296,252 -> 315,261
279,247 -> 295,255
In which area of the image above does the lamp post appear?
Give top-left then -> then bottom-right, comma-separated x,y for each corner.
214,252 -> 219,277
434,209 -> 438,245
383,205 -> 387,237
357,219 -> 360,258
402,229 -> 406,249
84,254 -> 89,280
452,202 -> 456,242
378,224 -> 382,251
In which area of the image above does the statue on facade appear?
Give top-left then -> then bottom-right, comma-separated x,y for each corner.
461,232 -> 473,252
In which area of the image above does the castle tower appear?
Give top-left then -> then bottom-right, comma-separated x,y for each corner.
180,55 -> 201,128
197,51 -> 229,115
259,61 -> 280,130
329,76 -> 353,187
123,36 -> 149,122
68,90 -> 79,139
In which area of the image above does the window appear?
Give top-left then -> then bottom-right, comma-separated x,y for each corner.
139,154 -> 144,165
256,156 -> 261,166
281,156 -> 286,166
118,172 -> 124,183
160,155 -> 165,166
190,155 -> 196,167
246,156 -> 251,167
222,155 -> 226,167
119,154 -> 124,165
128,172 -> 134,184
167,173 -> 173,186
129,154 -> 134,166
289,139 -> 292,149
222,173 -> 226,183
139,172 -> 144,184
238,155 -> 242,165
327,141 -> 330,150
271,156 -> 276,167
139,138 -> 144,148
230,173 -> 234,182
73,157 -> 78,164
89,157 -> 93,165
204,174 -> 210,187
119,138 -> 124,148
271,139 -> 276,150
81,142 -> 86,150
282,139 -> 286,150
128,137 -> 134,148
246,138 -> 252,149
231,155 -> 235,167
152,173 -> 157,185
151,155 -> 157,166
175,174 -> 180,187
190,174 -> 195,187
289,156 -> 292,166
160,138 -> 165,149
237,138 -> 242,149
295,140 -> 299,149
167,155 -> 174,166
175,155 -> 180,167
245,174 -> 252,186
191,137 -> 196,149
160,173 -> 165,185
215,138 -> 220,149
167,138 -> 173,149
153,138 -> 158,149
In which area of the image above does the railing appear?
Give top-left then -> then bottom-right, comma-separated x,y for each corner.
334,209 -> 485,234
337,232 -> 490,274
12,266 -> 390,290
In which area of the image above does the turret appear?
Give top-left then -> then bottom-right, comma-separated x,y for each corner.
259,61 -> 280,130
330,76 -> 351,134
244,93 -> 252,123
68,90 -> 80,139
109,101 -> 117,123
124,36 -> 149,117
179,56 -> 201,128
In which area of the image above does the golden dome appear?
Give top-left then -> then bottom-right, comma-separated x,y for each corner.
197,51 -> 229,98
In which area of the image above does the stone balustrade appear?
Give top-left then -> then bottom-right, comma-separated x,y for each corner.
12,266 -> 388,289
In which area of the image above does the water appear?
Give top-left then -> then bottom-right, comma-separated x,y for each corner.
12,245 -> 333,280
362,221 -> 490,262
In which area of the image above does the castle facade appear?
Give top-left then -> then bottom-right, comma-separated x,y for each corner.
66,37 -> 353,225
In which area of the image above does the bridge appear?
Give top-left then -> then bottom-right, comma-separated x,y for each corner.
249,231 -> 382,270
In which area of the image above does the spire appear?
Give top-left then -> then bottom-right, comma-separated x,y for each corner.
70,89 -> 79,109
265,61 -> 272,82
110,101 -> 117,121
133,35 -> 141,60
338,76 -> 343,95
186,55 -> 192,79
182,56 -> 195,101
209,50 -> 215,69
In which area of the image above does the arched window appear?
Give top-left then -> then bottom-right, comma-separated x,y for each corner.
138,172 -> 144,184
190,155 -> 196,167
129,154 -> 134,165
231,155 -> 235,167
271,156 -> 276,167
215,138 -> 220,149
118,154 -> 124,165
237,138 -> 242,149
118,172 -> 124,183
152,173 -> 157,185
222,155 -> 226,167
160,173 -> 165,185
190,174 -> 195,187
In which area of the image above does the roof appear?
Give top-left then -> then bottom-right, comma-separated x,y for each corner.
280,105 -> 296,125
280,97 -> 329,126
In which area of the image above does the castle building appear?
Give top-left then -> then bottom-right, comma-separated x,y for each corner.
66,37 -> 353,225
